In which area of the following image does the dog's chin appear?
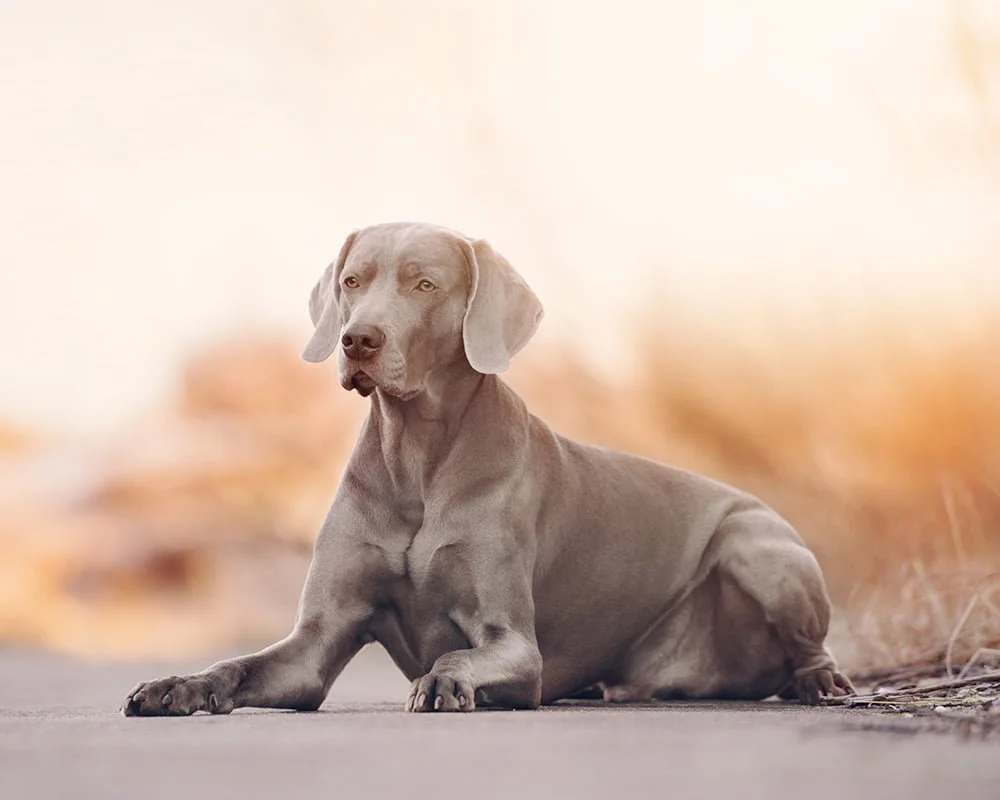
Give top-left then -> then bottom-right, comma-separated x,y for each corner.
341,370 -> 419,401
349,373 -> 377,397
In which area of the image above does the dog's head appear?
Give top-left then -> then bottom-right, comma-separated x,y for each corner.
302,222 -> 543,399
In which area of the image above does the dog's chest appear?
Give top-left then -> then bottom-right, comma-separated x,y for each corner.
393,531 -> 473,610
370,533 -> 475,675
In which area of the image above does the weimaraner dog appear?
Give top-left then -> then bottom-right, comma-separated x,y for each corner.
122,221 -> 854,716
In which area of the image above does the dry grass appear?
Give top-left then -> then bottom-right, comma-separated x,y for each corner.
840,564 -> 1000,677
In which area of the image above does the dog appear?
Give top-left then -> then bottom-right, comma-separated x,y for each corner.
122,221 -> 853,716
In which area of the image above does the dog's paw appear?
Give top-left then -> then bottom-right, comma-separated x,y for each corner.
121,674 -> 233,717
406,672 -> 476,713
787,668 -> 856,705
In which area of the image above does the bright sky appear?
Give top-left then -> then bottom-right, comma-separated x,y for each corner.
1,0 -> 997,434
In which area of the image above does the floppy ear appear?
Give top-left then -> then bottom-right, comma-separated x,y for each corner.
460,238 -> 544,374
302,230 -> 359,363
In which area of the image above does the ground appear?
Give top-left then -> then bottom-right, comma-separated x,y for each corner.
2,646 -> 997,799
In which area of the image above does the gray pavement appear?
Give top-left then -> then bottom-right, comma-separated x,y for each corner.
1,646 -> 997,799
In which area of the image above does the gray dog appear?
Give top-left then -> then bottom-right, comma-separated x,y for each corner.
122,221 -> 854,716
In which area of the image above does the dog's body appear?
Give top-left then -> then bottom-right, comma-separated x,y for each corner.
123,222 -> 852,716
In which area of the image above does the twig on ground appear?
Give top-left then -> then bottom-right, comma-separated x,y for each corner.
822,666 -> 1000,739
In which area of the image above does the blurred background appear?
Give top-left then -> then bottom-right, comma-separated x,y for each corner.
1,0 -> 998,680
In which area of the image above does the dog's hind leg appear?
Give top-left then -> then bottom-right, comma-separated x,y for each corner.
714,507 -> 855,704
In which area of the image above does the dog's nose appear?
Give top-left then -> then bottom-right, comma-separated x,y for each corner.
341,324 -> 385,362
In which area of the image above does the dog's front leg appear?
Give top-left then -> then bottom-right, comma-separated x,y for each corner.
122,497 -> 383,717
406,628 -> 543,713
121,626 -> 360,717
406,553 -> 542,713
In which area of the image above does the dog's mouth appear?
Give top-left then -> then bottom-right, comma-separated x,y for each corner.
342,369 -> 420,401
348,372 -> 377,397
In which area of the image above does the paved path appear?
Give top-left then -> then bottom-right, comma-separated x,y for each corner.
1,646 -> 997,799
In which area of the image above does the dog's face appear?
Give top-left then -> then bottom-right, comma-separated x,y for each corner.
302,222 -> 543,399
315,224 -> 471,399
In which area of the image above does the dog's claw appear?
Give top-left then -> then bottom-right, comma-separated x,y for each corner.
407,673 -> 476,713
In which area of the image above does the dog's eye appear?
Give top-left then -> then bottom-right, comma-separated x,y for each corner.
342,275 -> 360,289
417,279 -> 436,292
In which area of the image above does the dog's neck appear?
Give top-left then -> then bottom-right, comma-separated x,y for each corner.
374,360 -> 485,424
367,361 -> 489,496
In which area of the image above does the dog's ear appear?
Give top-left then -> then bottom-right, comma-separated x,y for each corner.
460,238 -> 544,374
302,230 -> 359,363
